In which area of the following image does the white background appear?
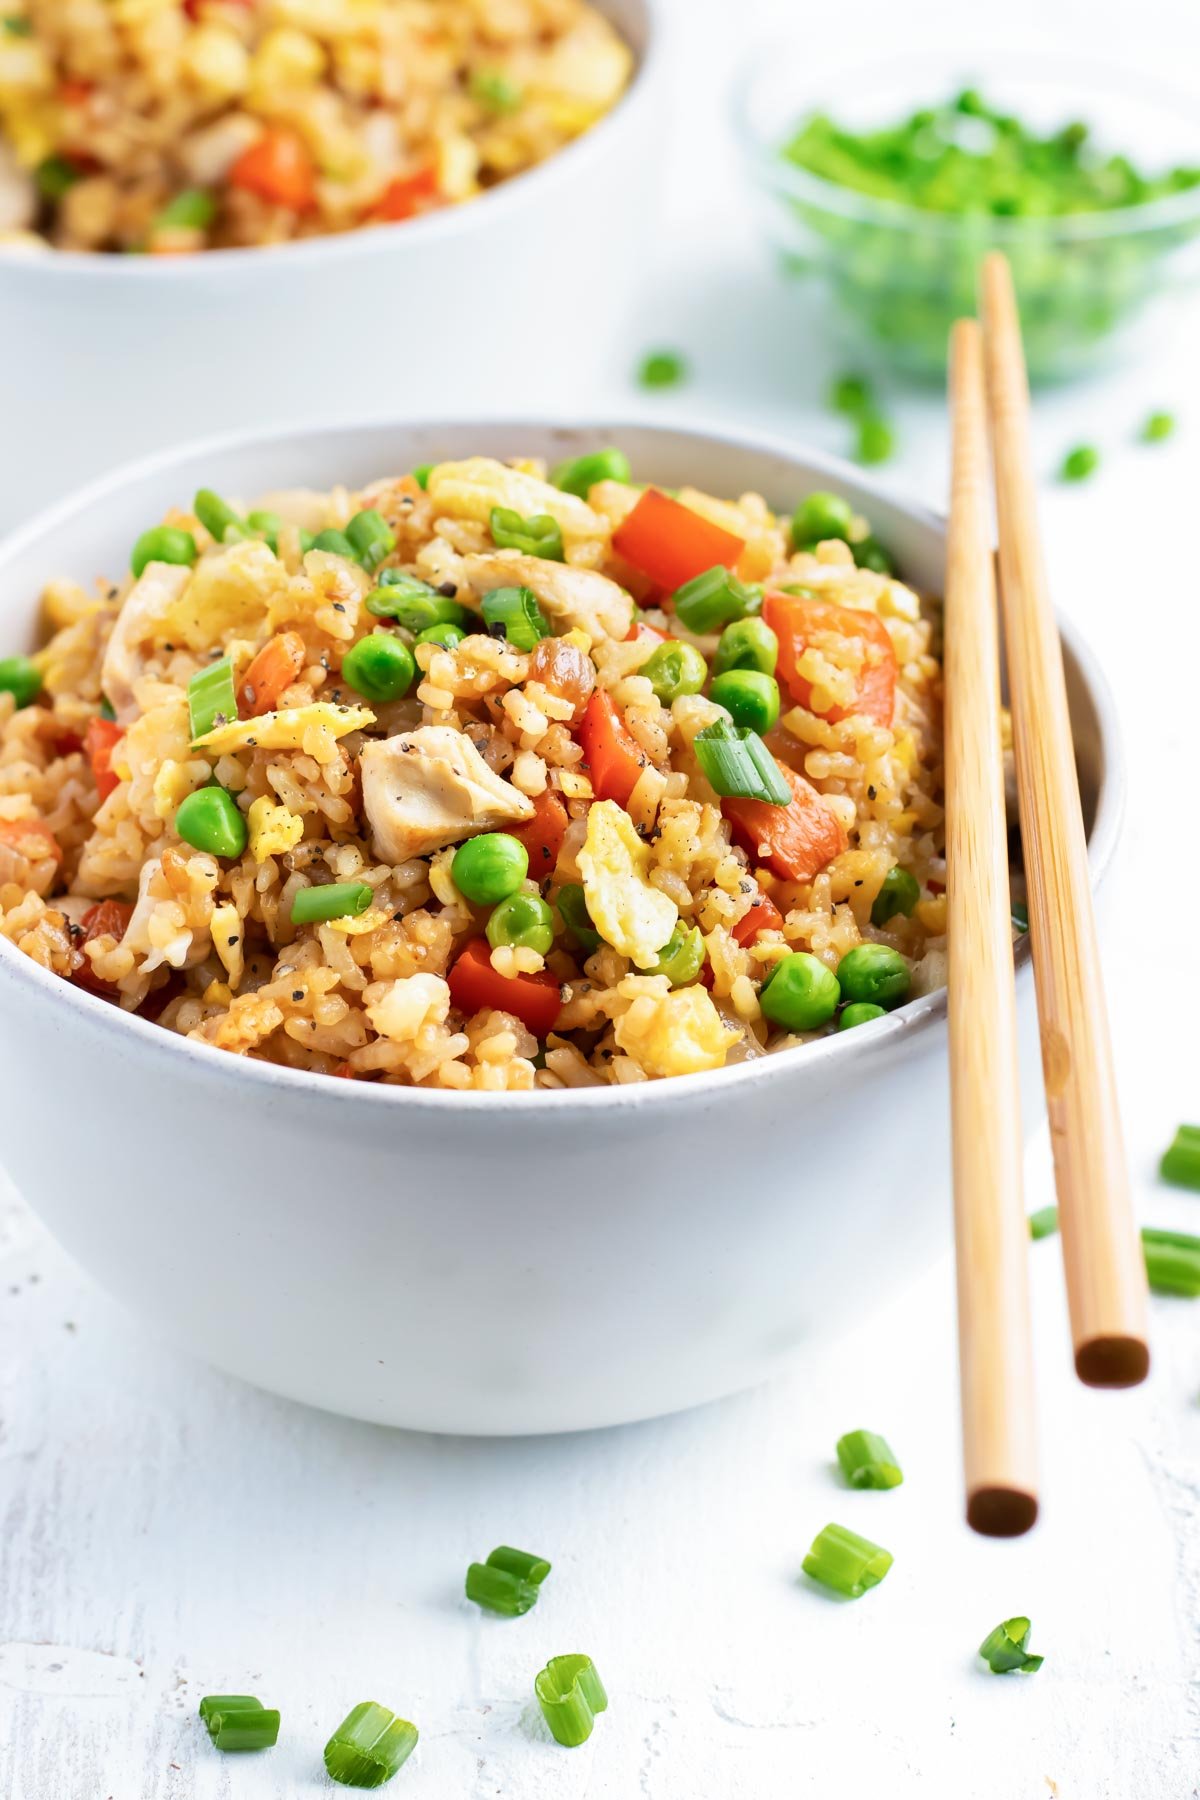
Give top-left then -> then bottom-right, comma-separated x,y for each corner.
3,0 -> 1200,1795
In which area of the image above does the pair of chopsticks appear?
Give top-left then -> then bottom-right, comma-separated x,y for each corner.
945,253 -> 1150,1539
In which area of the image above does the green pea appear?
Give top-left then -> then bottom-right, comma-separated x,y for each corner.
174,786 -> 247,860
637,349 -> 687,390
839,1001 -> 886,1030
36,154 -> 79,201
1140,411 -> 1175,444
830,372 -> 874,417
871,865 -> 920,927
792,491 -> 854,548
309,528 -> 360,560
416,622 -> 466,648
638,640 -> 708,705
489,506 -> 564,562
453,832 -> 529,906
550,447 -> 632,498
1059,445 -> 1099,483
341,633 -> 415,703
837,942 -> 911,1009
246,509 -> 282,553
486,892 -> 554,955
651,922 -> 705,987
759,951 -> 841,1032
709,670 -> 780,734
130,526 -> 198,579
0,655 -> 42,709
345,508 -> 396,573
556,883 -> 600,952
713,618 -> 778,677
470,67 -> 523,113
154,188 -> 216,231
855,415 -> 896,465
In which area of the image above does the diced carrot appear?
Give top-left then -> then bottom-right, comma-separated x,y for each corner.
0,816 -> 62,867
578,690 -> 648,809
762,590 -> 897,728
238,631 -> 306,716
723,763 -> 847,884
732,893 -> 785,946
58,78 -> 93,106
511,788 -> 569,878
371,165 -> 439,222
624,616 -> 667,646
448,937 -> 563,1039
228,127 -> 316,212
72,899 -> 133,994
84,715 -> 123,802
612,489 -> 745,594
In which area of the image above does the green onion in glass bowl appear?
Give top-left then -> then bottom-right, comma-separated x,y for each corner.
735,49 -> 1200,383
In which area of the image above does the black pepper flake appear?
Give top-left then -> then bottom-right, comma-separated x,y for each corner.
291,989 -> 304,1002
436,581 -> 458,598
246,736 -> 257,746
163,642 -> 175,653
227,935 -> 238,946
332,601 -> 346,613
867,784 -> 877,799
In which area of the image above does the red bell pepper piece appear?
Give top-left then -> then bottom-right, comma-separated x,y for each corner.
578,690 -> 649,808
84,716 -> 124,802
723,763 -> 847,883
762,590 -> 897,728
731,893 -> 785,946
72,899 -> 133,994
448,938 -> 563,1039
511,788 -> 569,878
229,127 -> 316,212
612,489 -> 745,594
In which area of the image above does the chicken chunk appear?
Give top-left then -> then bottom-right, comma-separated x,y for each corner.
460,551 -> 634,643
100,562 -> 193,723
360,726 -> 535,863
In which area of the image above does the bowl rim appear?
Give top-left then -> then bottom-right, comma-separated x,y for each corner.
0,412 -> 1124,1116
0,0 -> 660,282
734,45 -> 1200,244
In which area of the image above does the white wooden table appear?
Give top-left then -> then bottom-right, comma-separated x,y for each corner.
3,1 -> 1199,1793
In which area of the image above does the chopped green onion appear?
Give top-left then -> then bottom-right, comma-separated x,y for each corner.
345,509 -> 396,573
99,695 -> 116,721
1160,1124 -> 1200,1192
412,464 -> 433,489
802,1523 -> 893,1598
194,488 -> 247,545
672,565 -> 762,634
1011,900 -> 1029,932
416,622 -> 465,648
534,1655 -> 608,1748
489,506 -> 564,561
366,573 -> 469,633
154,188 -> 216,231
551,448 -> 631,497
637,349 -> 687,390
188,656 -> 237,739
486,1545 -> 551,1584
465,1545 -> 550,1616
481,585 -> 550,652
1059,444 -> 1100,482
557,882 -> 601,952
835,1429 -> 903,1490
0,655 -> 42,710
1140,411 -> 1176,443
1029,1206 -> 1200,1293
246,509 -> 281,552
323,1702 -> 418,1788
291,881 -> 374,925
979,1617 -> 1043,1674
199,1694 -> 281,1753
310,528 -> 360,561
693,719 -> 791,805
650,922 -> 705,987
470,67 -> 522,113
3,16 -> 33,33
1141,1228 -> 1200,1297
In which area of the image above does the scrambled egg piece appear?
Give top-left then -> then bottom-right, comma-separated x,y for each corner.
578,799 -> 677,971
163,540 -> 282,651
247,796 -> 304,864
614,982 -> 742,1077
360,725 -> 534,863
193,702 -> 374,756
325,907 -> 389,936
426,458 -> 603,550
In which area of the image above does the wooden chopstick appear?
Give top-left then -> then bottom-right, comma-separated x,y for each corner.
945,319 -> 1039,1537
980,251 -> 1150,1388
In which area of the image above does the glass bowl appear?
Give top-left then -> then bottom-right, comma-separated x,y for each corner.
735,48 -> 1200,383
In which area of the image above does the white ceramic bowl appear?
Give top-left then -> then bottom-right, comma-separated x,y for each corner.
0,0 -> 659,533
0,419 -> 1122,1435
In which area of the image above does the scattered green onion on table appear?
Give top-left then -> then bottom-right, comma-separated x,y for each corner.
199,1694 -> 281,1753
534,1655 -> 608,1748
466,1544 -> 552,1616
1029,1203 -> 1200,1294
324,1702 -> 418,1788
802,1523 -> 893,1598
979,1617 -> 1044,1674
836,1429 -> 903,1490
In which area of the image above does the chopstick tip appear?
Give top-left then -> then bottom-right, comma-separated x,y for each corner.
966,1487 -> 1039,1539
1075,1335 -> 1150,1389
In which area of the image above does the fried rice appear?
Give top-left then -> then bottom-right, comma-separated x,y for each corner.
0,450 -> 951,1091
0,0 -> 632,253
